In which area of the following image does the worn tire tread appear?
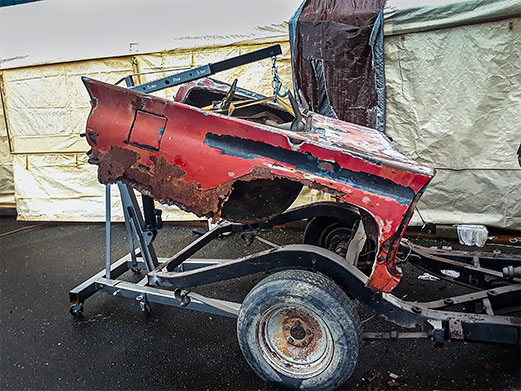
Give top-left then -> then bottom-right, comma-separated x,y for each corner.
237,270 -> 362,391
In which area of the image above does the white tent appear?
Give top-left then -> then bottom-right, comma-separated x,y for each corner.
383,0 -> 521,228
0,0 -> 309,220
0,0 -> 519,228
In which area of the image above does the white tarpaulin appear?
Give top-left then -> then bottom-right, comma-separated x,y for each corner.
0,0 -> 519,229
383,6 -> 521,229
0,88 -> 14,205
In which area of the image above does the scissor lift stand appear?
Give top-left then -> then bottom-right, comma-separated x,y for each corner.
69,182 -> 242,318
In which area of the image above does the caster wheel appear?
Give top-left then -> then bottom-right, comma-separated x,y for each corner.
69,303 -> 84,318
237,270 -> 362,390
140,301 -> 152,316
131,267 -> 142,275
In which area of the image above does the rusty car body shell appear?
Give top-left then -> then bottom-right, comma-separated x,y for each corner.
82,76 -> 435,292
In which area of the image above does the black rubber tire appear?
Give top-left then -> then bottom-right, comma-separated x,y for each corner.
237,270 -> 362,391
69,303 -> 84,318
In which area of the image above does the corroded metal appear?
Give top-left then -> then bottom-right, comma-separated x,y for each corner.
258,305 -> 333,377
82,76 -> 435,292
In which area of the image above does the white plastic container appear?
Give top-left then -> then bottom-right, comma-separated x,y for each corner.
456,224 -> 488,247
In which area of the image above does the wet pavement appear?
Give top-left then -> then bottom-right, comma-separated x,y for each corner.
1,216 -> 520,390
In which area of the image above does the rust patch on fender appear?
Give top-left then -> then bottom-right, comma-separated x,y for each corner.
319,161 -> 334,171
92,147 -> 300,221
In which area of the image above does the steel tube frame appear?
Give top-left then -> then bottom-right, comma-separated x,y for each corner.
70,184 -> 520,345
105,184 -> 111,279
69,182 -> 244,318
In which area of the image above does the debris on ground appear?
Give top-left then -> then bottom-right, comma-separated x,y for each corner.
418,273 -> 440,281
441,269 -> 461,278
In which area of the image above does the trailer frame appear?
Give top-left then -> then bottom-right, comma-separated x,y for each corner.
69,183 -> 521,346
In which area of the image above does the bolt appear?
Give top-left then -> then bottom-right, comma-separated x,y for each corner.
306,329 -> 312,335
412,306 -> 422,314
295,320 -> 301,326
288,337 -> 294,344
284,326 -> 290,331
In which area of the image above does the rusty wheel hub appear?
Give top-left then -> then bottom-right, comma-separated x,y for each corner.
322,225 -> 352,258
257,305 -> 334,378
283,317 -> 313,347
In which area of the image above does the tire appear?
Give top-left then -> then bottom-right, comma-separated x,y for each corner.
237,270 -> 362,391
69,303 -> 84,318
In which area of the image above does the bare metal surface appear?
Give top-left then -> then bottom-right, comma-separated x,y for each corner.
418,285 -> 521,309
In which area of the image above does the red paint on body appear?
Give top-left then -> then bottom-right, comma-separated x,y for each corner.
83,77 -> 435,292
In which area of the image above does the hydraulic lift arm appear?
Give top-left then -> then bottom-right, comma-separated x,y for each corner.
125,44 -> 282,94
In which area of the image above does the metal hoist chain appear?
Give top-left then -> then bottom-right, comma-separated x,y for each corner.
271,56 -> 288,101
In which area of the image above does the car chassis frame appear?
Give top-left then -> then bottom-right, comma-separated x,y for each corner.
69,182 -> 521,346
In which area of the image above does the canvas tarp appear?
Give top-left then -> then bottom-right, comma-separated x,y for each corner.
0,84 -> 14,205
0,0 -> 519,229
384,0 -> 521,35
384,14 -> 521,229
290,0 -> 386,128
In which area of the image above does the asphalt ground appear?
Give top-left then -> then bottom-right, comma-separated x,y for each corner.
1,216 -> 520,390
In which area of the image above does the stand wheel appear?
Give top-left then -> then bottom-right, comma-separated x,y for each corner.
131,267 -> 141,275
69,303 -> 84,318
237,270 -> 362,391
140,301 -> 152,316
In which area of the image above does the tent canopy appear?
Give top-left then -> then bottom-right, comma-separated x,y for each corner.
0,0 -> 301,70
384,0 -> 521,35
0,0 -> 519,228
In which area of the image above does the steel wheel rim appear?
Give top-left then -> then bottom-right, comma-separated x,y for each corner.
257,304 -> 334,378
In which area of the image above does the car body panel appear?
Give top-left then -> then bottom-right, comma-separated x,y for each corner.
82,76 -> 435,292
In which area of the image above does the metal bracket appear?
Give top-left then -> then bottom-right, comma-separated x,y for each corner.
448,318 -> 464,340
130,45 -> 282,94
117,182 -> 159,272
427,319 -> 446,345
